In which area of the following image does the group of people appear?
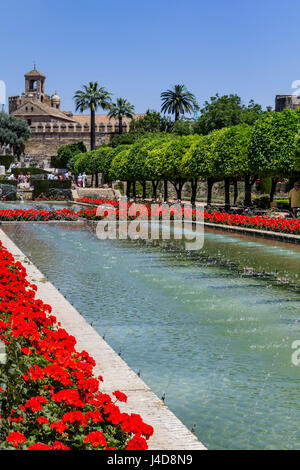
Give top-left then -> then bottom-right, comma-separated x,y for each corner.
77,172 -> 88,188
47,171 -> 70,181
8,171 -> 32,189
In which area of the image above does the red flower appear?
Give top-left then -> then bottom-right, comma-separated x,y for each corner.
50,421 -> 69,434
113,390 -> 127,402
37,416 -> 49,424
6,431 -> 26,448
51,441 -> 70,450
84,431 -> 107,448
125,435 -> 148,450
27,443 -> 52,450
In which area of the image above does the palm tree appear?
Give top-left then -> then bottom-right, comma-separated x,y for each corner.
73,82 -> 112,150
108,98 -> 135,134
161,84 -> 197,121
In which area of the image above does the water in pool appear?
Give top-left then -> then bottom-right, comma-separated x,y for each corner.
3,222 -> 300,449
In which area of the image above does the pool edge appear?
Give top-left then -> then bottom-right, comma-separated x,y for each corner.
0,228 -> 206,451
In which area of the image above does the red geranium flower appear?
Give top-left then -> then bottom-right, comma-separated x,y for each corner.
6,431 -> 26,447
84,431 -> 107,448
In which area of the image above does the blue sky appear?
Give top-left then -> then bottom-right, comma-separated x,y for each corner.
1,0 -> 300,114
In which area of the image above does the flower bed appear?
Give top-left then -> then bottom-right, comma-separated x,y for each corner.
0,209 -> 78,222
204,211 -> 300,235
77,201 -> 300,236
0,241 -> 153,450
76,198 -> 118,206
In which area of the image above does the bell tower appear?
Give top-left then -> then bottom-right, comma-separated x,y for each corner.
24,65 -> 46,102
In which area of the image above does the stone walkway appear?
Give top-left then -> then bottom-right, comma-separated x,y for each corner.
0,229 -> 206,450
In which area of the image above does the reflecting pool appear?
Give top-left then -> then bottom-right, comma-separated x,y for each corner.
3,222 -> 300,449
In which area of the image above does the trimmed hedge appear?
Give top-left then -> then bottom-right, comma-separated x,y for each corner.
0,177 -> 17,186
0,155 -> 14,170
32,180 -> 72,198
11,167 -> 49,176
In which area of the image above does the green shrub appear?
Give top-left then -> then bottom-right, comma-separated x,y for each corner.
0,177 -> 17,186
110,133 -> 142,148
252,194 -> 270,209
53,142 -> 87,169
259,177 -> 272,194
274,196 -> 289,209
0,155 -> 14,170
32,180 -> 72,198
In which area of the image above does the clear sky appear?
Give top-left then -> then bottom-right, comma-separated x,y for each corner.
1,0 -> 300,114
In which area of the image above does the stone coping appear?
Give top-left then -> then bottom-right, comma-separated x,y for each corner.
0,220 -> 85,224
0,230 -> 205,450
204,222 -> 300,244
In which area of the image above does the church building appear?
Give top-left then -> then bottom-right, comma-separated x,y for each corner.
9,67 -> 142,164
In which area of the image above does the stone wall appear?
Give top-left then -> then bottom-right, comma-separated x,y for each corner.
24,131 -> 114,158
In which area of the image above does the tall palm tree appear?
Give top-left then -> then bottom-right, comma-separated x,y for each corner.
108,97 -> 135,134
73,82 -> 112,150
161,84 -> 197,121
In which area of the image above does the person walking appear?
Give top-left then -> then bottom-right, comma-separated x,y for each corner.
289,182 -> 300,217
77,173 -> 83,187
82,172 -> 87,188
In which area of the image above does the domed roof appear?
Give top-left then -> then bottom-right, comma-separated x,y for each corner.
51,92 -> 61,103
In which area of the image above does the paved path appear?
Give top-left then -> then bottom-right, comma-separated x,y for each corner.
0,229 -> 206,450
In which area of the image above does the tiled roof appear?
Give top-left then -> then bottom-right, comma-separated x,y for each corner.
13,100 -> 76,122
24,67 -> 46,78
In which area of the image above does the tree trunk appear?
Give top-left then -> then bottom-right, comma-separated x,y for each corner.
270,178 -> 278,203
224,178 -> 231,212
164,180 -> 168,202
172,181 -> 185,201
190,178 -> 198,206
95,172 -> 99,187
244,175 -> 256,207
152,180 -> 159,199
132,181 -> 136,198
207,178 -> 214,205
119,117 -> 123,135
90,107 -> 95,150
126,181 -> 131,198
233,178 -> 238,204
141,181 -> 146,199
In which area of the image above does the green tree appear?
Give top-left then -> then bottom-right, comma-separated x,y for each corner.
129,134 -> 174,199
109,145 -> 133,197
110,132 -> 141,148
0,113 -> 30,157
73,82 -> 111,151
214,124 -> 253,207
161,85 -> 197,121
173,117 -> 194,135
130,110 -> 161,133
182,128 -> 227,205
250,108 -> 300,202
93,146 -> 115,184
54,142 -> 86,169
108,97 -> 135,134
147,135 -> 200,200
194,94 -> 264,135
